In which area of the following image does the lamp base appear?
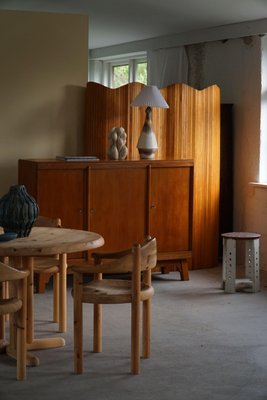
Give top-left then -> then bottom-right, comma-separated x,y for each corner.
136,107 -> 158,160
138,147 -> 157,159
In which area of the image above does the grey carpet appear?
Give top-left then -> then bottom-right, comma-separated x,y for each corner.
1,266 -> 267,400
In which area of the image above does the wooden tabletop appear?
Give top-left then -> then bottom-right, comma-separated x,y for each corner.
0,227 -> 105,257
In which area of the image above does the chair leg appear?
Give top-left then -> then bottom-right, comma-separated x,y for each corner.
3,281 -> 9,322
93,272 -> 102,353
1,258 -> 10,323
73,272 -> 83,374
59,254 -> 67,332
53,273 -> 59,323
0,283 -> 6,352
2,259 -> 11,320
0,282 -> 4,341
0,315 -> 4,343
16,279 -> 27,380
131,301 -> 140,374
142,299 -> 151,358
142,269 -> 152,359
93,304 -> 102,353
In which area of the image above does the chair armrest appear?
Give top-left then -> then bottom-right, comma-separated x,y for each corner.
71,264 -> 109,274
0,262 -> 29,282
91,248 -> 132,262
91,237 -> 152,262
71,258 -> 131,275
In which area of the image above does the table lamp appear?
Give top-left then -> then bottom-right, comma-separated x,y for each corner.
131,85 -> 169,159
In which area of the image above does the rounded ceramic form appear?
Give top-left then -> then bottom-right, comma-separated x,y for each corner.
0,184 -> 39,237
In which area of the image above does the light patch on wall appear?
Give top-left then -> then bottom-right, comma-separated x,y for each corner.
259,35 -> 267,183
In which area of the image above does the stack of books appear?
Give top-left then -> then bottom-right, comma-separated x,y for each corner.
56,156 -> 99,162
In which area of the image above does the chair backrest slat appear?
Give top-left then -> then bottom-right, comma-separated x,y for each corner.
33,216 -> 61,228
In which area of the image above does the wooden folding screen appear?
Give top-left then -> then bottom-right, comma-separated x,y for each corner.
84,82 -> 220,269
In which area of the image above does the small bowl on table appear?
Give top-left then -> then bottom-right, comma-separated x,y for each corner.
0,232 -> 18,242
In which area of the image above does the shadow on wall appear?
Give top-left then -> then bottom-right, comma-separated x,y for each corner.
16,84 -> 86,157
0,85 -> 86,197
0,162 -> 18,197
63,84 -> 86,155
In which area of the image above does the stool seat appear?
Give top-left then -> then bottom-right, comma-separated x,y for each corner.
222,232 -> 261,240
222,231 -> 261,293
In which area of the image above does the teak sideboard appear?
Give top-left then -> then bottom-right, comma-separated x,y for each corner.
18,159 -> 193,273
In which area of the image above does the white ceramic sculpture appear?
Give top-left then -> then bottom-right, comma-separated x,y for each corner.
107,127 -> 128,160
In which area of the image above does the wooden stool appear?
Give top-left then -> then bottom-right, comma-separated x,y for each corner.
222,232 -> 261,293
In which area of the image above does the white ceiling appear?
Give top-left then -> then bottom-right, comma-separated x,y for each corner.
1,0 -> 267,49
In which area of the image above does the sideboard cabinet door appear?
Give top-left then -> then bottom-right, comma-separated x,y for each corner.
18,160 -> 86,230
18,162 -> 87,260
149,166 -> 193,253
36,169 -> 85,229
88,166 -> 147,252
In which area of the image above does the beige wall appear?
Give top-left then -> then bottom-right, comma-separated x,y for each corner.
186,36 -> 264,267
0,10 -> 88,196
199,36 -> 264,268
202,37 -> 261,223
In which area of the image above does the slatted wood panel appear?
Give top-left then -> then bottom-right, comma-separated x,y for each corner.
85,82 -> 144,160
84,82 -> 221,268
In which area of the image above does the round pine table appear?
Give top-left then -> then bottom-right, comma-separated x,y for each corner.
0,226 -> 104,366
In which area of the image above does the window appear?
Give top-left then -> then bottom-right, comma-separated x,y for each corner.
136,62 -> 147,85
89,52 -> 147,88
111,57 -> 147,88
112,64 -> 129,88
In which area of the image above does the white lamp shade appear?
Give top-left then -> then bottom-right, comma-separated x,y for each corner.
131,85 -> 169,108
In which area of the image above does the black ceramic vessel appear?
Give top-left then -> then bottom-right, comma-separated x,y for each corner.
0,184 -> 39,237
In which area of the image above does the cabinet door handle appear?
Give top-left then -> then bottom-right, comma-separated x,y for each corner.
90,208 -> 94,214
150,204 -> 156,209
79,208 -> 83,215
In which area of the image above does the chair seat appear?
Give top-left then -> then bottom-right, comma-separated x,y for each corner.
0,298 -> 22,315
33,258 -> 59,274
81,279 -> 154,304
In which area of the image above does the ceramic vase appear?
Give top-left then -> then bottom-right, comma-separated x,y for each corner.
0,184 -> 39,237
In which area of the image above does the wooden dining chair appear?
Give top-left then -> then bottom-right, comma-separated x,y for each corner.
33,216 -> 62,325
0,261 -> 29,380
71,237 -> 157,375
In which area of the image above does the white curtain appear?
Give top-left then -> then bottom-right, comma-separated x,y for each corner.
89,60 -> 109,86
147,46 -> 188,88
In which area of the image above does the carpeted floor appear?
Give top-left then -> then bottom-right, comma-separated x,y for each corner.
1,266 -> 267,400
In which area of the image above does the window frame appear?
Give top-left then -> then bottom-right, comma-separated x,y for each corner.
110,60 -> 130,88
108,56 -> 147,87
89,52 -> 147,88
